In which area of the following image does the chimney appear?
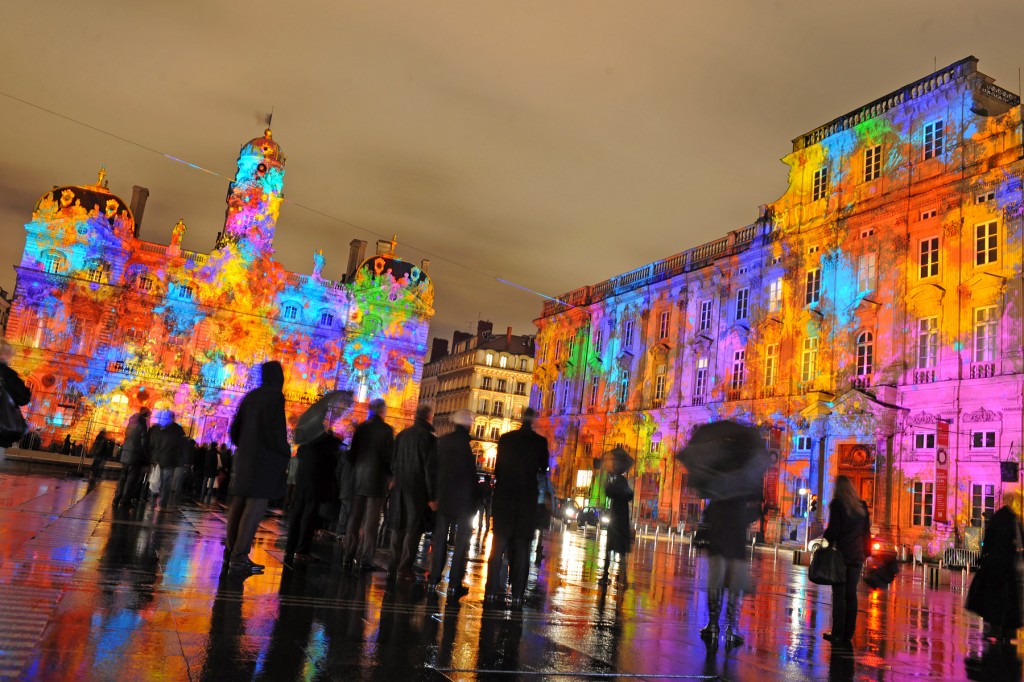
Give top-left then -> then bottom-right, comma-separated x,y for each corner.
420,259 -> 430,273
429,337 -> 449,362
452,330 -> 473,352
506,326 -> 513,346
346,239 -> 366,280
129,185 -> 149,237
376,239 -> 392,256
477,320 -> 493,338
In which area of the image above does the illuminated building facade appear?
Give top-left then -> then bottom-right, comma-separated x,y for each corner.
6,130 -> 435,447
421,321 -> 535,470
534,57 -> 1024,553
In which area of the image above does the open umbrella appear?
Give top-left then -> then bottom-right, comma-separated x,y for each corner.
603,447 -> 635,475
676,419 -> 770,500
294,390 -> 352,445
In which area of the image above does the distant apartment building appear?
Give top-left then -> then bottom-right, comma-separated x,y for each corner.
421,321 -> 535,470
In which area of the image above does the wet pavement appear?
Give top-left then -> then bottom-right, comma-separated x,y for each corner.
0,470 -> 1018,681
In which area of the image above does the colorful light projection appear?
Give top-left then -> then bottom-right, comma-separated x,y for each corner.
5,130 -> 434,447
533,57 -> 1024,554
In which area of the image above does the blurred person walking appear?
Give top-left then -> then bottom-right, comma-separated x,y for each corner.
88,430 -> 111,482
342,399 -> 394,571
0,340 -> 31,461
387,403 -> 437,580
822,475 -> 872,646
223,361 -> 291,574
600,449 -> 635,585
285,426 -> 343,565
112,407 -> 151,509
967,491 -> 1024,642
150,411 -> 186,511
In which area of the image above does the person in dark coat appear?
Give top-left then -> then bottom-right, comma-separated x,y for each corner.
342,399 -> 395,571
285,429 -> 343,564
700,492 -> 761,647
601,469 -> 634,585
202,443 -> 220,501
484,408 -> 549,607
822,475 -> 872,645
0,341 -> 31,453
88,430 -> 110,481
224,361 -> 291,573
150,410 -> 187,511
967,492 -> 1023,641
112,407 -> 151,509
387,403 -> 438,579
428,409 -> 479,598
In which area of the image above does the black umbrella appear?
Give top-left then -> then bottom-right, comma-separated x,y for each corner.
294,390 -> 352,445
603,447 -> 635,475
677,420 -> 770,500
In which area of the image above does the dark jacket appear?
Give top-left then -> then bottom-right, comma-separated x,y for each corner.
435,425 -> 479,517
229,361 -> 291,499
203,445 -> 219,478
350,415 -> 395,498
391,417 -> 437,505
120,412 -> 150,465
823,499 -> 871,566
967,505 -> 1023,629
492,424 -> 549,514
605,474 -> 634,555
705,495 -> 761,560
150,421 -> 187,469
294,433 -> 343,503
0,363 -> 31,406
89,435 -> 108,461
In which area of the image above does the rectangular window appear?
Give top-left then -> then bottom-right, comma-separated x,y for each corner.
516,382 -> 526,395
486,353 -> 494,366
971,431 -> 997,449
654,365 -> 667,402
659,311 -> 670,339
694,357 -> 708,397
497,379 -> 507,393
559,385 -> 568,412
479,399 -> 489,413
864,145 -> 882,182
917,317 -> 938,369
768,278 -> 783,313
920,209 -> 937,221
490,427 -> 500,440
912,482 -> 934,527
923,120 -> 944,160
812,167 -> 828,201
919,237 -> 939,278
730,350 -> 746,390
856,253 -> 876,293
474,424 -> 485,439
575,469 -> 594,490
520,359 -> 528,371
807,245 -> 820,255
495,400 -> 505,416
482,377 -> 492,390
974,306 -> 998,362
589,376 -> 599,407
792,477 -> 810,516
594,327 -> 603,353
805,269 -> 821,305
914,433 -> 936,450
736,288 -> 749,321
699,301 -> 712,331
795,436 -> 813,452
861,227 -> 874,238
976,191 -> 996,204
971,484 -> 996,527
618,372 -> 630,407
764,343 -> 779,387
976,221 -> 999,266
801,336 -> 819,383
623,320 -> 635,347
499,356 -> 508,369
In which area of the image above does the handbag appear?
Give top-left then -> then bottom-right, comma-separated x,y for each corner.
0,378 -> 28,448
809,545 -> 847,585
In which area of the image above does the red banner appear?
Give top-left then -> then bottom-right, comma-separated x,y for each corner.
763,466 -> 780,509
934,421 -> 950,524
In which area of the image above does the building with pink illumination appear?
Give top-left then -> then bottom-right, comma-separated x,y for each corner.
532,57 -> 1024,555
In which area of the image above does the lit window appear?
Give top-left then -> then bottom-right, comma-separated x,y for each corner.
764,343 -> 778,388
923,120 -> 944,160
659,311 -> 670,339
694,357 -> 708,397
975,221 -> 998,265
971,430 -> 997,449
914,433 -> 935,450
805,269 -> 821,305
912,482 -> 934,526
919,237 -> 939,278
499,355 -> 508,369
730,350 -> 746,391
917,317 -> 938,369
974,306 -> 998,363
576,469 -> 594,489
736,288 -> 749,321
768,278 -> 783,313
699,301 -> 712,331
486,353 -> 494,366
812,167 -> 828,201
856,254 -> 876,293
856,332 -> 874,377
864,145 -> 882,182
801,336 -> 819,383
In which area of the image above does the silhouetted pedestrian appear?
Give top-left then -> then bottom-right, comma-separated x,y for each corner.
387,403 -> 437,580
224,361 -> 291,574
601,469 -> 634,585
88,430 -> 110,481
428,409 -> 479,599
285,428 -> 342,565
484,407 -> 549,608
700,493 -> 760,647
342,399 -> 394,571
967,492 -> 1023,642
201,443 -> 219,501
150,410 -> 186,511
112,407 -> 151,509
822,475 -> 871,646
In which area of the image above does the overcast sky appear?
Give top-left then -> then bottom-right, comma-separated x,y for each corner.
2,1 -> 1023,344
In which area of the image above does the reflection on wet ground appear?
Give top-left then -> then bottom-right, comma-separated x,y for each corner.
0,471 -> 1018,681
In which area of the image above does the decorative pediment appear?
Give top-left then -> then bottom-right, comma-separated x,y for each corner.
849,297 -> 881,315
961,271 -> 1006,303
906,282 -> 945,305
963,407 -> 1001,423
906,410 -> 940,426
688,334 -> 713,354
726,323 -> 750,342
648,342 -> 672,360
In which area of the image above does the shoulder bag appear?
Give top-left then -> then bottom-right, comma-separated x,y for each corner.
809,544 -> 847,585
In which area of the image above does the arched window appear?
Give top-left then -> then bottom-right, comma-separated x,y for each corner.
283,304 -> 299,321
856,331 -> 874,376
85,259 -> 110,283
41,250 -> 67,274
493,401 -> 504,417
485,353 -> 494,366
319,311 -> 334,327
499,355 -> 508,369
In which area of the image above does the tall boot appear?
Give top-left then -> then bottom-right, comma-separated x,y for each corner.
725,590 -> 744,647
700,589 -> 723,641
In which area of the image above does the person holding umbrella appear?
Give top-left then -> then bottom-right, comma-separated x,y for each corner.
679,419 -> 769,648
600,447 -> 635,586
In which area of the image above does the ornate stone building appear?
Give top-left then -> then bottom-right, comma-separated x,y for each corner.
533,57 -> 1024,553
420,321 -> 535,470
5,129 -> 435,447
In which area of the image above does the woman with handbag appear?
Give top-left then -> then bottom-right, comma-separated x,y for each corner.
822,475 -> 871,645
966,492 -> 1023,642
